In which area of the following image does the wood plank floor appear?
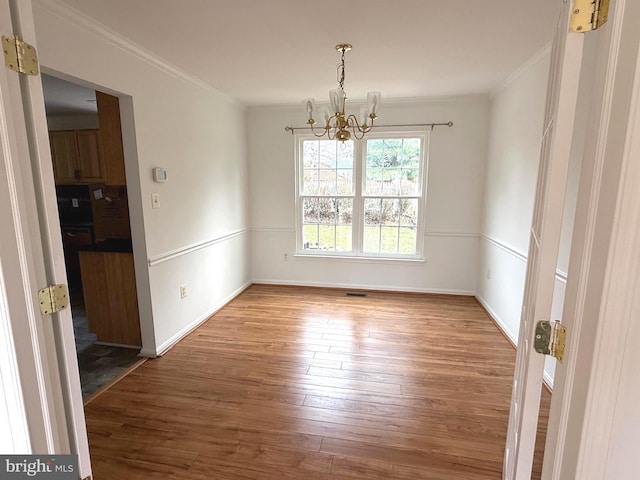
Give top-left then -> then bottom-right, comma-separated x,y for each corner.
85,284 -> 550,479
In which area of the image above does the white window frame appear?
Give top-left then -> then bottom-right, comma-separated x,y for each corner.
294,129 -> 430,260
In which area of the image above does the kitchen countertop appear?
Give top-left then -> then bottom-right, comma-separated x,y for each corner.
79,238 -> 133,253
60,222 -> 95,229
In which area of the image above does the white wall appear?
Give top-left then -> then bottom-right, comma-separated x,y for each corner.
604,280 -> 640,478
481,50 -> 551,254
33,0 -> 251,355
477,47 -> 582,387
248,97 -> 489,293
477,47 -> 550,345
46,114 -> 98,130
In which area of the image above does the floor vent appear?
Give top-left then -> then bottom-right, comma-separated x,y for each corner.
346,292 -> 367,297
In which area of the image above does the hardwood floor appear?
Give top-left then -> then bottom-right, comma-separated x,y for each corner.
85,284 -> 550,479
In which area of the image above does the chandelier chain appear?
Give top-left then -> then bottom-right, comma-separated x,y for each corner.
337,47 -> 346,90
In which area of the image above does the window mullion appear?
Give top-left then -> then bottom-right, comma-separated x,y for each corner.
353,139 -> 364,254
396,213 -> 401,255
378,199 -> 383,253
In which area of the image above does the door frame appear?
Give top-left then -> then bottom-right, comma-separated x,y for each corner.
4,0 -> 153,476
542,0 -> 640,477
0,0 -> 47,453
1,0 -> 91,475
504,1 -> 585,476
40,67 -> 156,358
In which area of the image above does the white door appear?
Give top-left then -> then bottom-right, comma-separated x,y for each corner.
504,2 -> 585,479
0,0 -> 91,477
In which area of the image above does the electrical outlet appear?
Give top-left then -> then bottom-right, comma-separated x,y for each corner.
180,284 -> 187,299
283,253 -> 288,261
486,269 -> 492,279
152,193 -> 160,209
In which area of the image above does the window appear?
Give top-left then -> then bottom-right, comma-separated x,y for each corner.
296,131 -> 428,258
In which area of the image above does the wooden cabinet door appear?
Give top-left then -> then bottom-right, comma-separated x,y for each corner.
49,129 -> 104,184
79,251 -> 141,346
49,130 -> 78,183
96,91 -> 127,185
75,130 -> 104,182
61,228 -> 93,303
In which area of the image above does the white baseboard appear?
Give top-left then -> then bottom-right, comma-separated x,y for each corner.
151,280 -> 252,357
476,293 -> 554,391
475,294 -> 518,345
252,278 -> 475,296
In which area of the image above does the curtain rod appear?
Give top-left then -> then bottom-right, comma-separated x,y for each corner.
284,121 -> 453,134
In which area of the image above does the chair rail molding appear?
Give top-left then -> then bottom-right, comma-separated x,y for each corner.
148,228 -> 249,267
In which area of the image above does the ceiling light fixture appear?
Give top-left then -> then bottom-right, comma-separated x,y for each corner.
303,44 -> 380,142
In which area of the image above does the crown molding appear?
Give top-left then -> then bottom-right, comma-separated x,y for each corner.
34,0 -> 245,109
248,93 -> 490,111
373,93 -> 490,105
490,43 -> 553,99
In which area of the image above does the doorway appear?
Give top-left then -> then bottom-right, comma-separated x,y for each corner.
42,73 -> 144,400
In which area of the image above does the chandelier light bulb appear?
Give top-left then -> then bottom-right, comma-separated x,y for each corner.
329,88 -> 345,115
359,105 -> 369,128
367,92 -> 381,117
305,98 -> 314,114
304,98 -> 316,123
318,106 -> 331,124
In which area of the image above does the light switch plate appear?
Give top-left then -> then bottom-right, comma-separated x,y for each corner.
151,193 -> 160,209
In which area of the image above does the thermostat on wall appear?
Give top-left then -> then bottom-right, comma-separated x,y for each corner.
153,167 -> 168,183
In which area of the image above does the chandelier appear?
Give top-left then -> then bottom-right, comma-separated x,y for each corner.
303,44 -> 381,142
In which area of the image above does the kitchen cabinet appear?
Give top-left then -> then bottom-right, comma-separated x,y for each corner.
96,91 -> 127,185
49,129 -> 104,183
79,247 -> 141,347
61,227 -> 93,304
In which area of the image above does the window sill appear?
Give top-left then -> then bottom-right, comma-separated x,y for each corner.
293,253 -> 427,265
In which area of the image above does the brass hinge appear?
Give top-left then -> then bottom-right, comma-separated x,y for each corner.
571,0 -> 610,33
534,320 -> 567,362
2,35 -> 39,75
38,284 -> 69,315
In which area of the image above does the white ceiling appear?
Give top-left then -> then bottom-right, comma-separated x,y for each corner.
55,0 -> 561,106
42,74 -> 97,116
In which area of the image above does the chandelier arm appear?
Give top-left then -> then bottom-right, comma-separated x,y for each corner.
365,115 -> 376,132
346,114 -> 372,135
343,115 -> 364,140
352,127 -> 366,141
309,121 -> 330,138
